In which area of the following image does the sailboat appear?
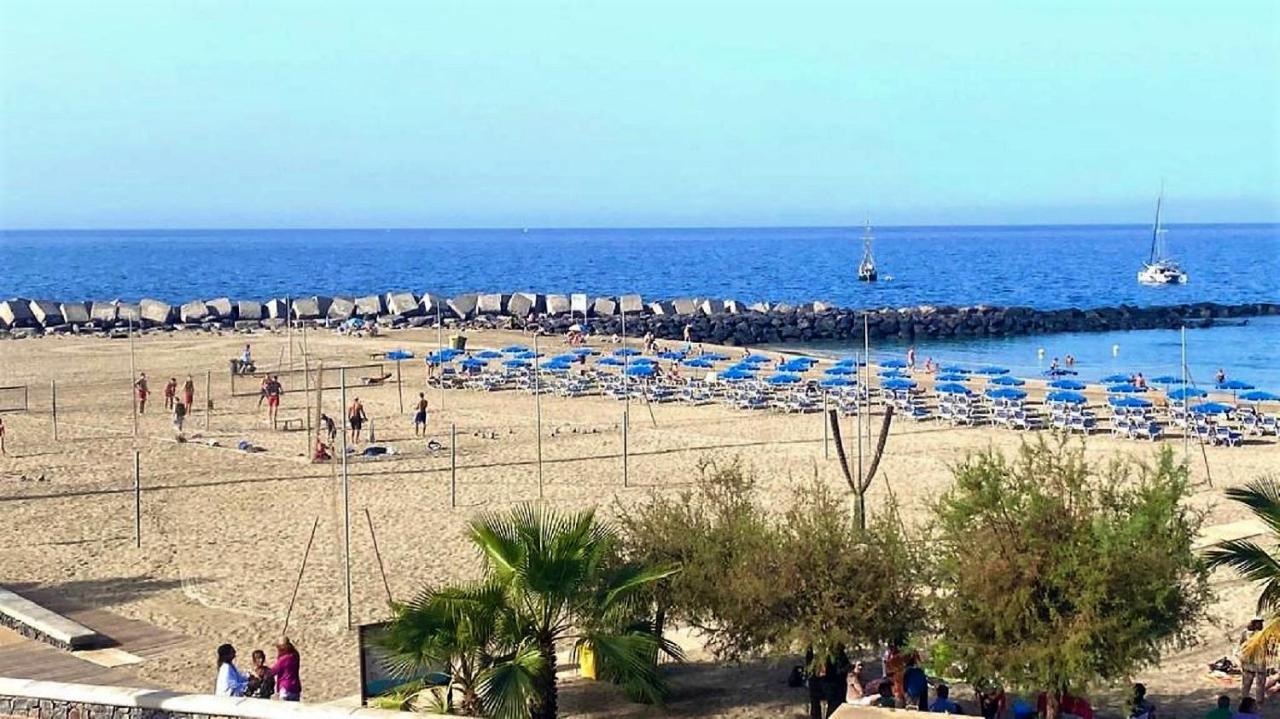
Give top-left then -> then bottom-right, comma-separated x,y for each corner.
1137,192 -> 1188,285
857,219 -> 878,282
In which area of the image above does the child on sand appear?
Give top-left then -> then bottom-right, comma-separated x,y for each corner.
245,649 -> 275,699
163,378 -> 177,410
173,399 -> 187,434
264,375 -> 283,429
320,413 -> 336,443
182,375 -> 195,410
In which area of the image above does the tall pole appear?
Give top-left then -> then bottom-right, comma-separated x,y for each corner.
858,314 -> 869,489
622,409 -> 630,488
1181,325 -> 1189,463
436,303 -> 445,412
340,368 -> 352,630
129,318 -> 138,438
50,379 -> 58,441
364,508 -> 393,607
450,423 -> 458,509
395,360 -> 404,414
133,450 -> 141,548
534,333 -> 544,499
302,353 -> 312,457
621,302 -> 629,416
822,390 -> 829,459
204,370 -> 211,430
282,516 -> 320,638
286,296 -> 295,370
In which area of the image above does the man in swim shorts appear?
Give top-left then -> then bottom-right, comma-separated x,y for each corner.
264,375 -> 284,429
348,397 -> 367,443
135,372 -> 150,414
413,392 -> 429,436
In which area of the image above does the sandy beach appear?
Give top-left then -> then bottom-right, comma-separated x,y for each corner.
1,326 -> 1278,717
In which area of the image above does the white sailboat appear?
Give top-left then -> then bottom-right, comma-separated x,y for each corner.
1137,192 -> 1188,285
857,219 -> 878,282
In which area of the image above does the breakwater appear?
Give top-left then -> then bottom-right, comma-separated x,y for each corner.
1,293 -> 1276,345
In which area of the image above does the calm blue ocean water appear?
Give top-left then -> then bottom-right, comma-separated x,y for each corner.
1,224 -> 1276,308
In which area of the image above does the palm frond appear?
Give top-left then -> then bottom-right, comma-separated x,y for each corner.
476,641 -> 544,719
1225,478 -> 1280,537
1204,539 -> 1280,581
581,630 -> 670,705
601,562 -> 682,612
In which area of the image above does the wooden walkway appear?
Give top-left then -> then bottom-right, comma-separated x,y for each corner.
0,585 -> 190,687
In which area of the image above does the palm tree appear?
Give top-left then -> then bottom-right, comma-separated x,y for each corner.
1204,476 -> 1280,658
380,504 -> 680,719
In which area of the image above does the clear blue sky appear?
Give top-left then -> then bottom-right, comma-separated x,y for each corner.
1,0 -> 1277,228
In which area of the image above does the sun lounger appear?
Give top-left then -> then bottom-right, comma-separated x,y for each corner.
1214,425 -> 1243,447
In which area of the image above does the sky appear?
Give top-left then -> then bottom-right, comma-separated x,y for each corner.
1,0 -> 1278,229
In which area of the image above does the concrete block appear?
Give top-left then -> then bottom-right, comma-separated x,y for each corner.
448,293 -> 478,318
180,301 -> 210,323
385,291 -> 420,317
723,299 -> 743,314
139,299 -> 173,326
619,294 -> 645,314
545,294 -> 571,315
0,298 -> 36,328
356,295 -> 385,317
571,293 -> 589,316
328,297 -> 356,320
291,296 -> 331,320
60,302 -> 90,325
90,302 -> 118,324
418,293 -> 448,318
507,293 -> 534,318
236,300 -> 264,320
476,293 -> 507,314
812,300 -> 836,313
114,302 -> 141,324
748,301 -> 771,313
591,297 -> 617,316
514,292 -> 543,314
265,298 -> 289,320
699,299 -> 725,315
773,303 -> 795,313
671,298 -> 698,315
207,297 -> 234,318
28,300 -> 63,327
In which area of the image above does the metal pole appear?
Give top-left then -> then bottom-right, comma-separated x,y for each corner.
822,390 -> 829,459
340,368 -> 352,630
50,379 -> 58,441
204,370 -> 211,430
302,355 -> 312,457
622,305 -> 629,416
396,360 -> 404,414
622,409 -> 630,488
129,318 -> 138,438
1181,325 -> 1189,463
287,295 -> 294,370
282,516 -> 320,638
450,422 -> 457,509
534,333 -> 544,499
364,508 -> 394,607
859,314 -> 869,486
436,303 -> 445,412
133,450 -> 141,548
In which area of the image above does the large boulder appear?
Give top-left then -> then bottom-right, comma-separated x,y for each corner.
418,293 -> 448,318
0,298 -> 36,329
60,302 -> 90,325
748,301 -> 771,313
265,298 -> 290,320
514,292 -> 543,314
570,293 -> 589,316
476,293 -> 507,315
591,297 -> 617,317
180,300 -> 210,324
544,294 -> 571,316
723,299 -> 743,314
648,300 -> 675,316
236,300 -> 264,321
328,296 -> 356,320
28,300 -> 64,327
139,298 -> 174,326
385,291 -> 420,317
671,298 -> 698,315
448,293 -> 478,319
507,293 -> 535,318
291,296 -> 331,320
207,297 -> 235,319
619,294 -> 645,315
115,301 -> 142,325
90,301 -> 118,324
699,299 -> 725,316
812,300 -> 836,313
355,294 -> 384,316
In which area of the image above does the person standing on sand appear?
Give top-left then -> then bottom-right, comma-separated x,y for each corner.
135,372 -> 149,414
173,398 -> 187,434
1240,618 -> 1267,704
214,643 -> 248,697
245,649 -> 274,699
320,413 -> 337,443
683,324 -> 692,343
348,397 -> 367,443
163,377 -> 177,411
264,375 -> 284,429
0,416 -> 6,456
271,638 -> 302,701
182,375 -> 196,411
413,393 -> 429,436
906,346 -> 916,371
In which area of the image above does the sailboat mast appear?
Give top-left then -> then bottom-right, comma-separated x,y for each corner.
1149,192 -> 1164,264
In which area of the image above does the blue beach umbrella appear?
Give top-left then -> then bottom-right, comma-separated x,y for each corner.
1101,373 -> 1132,384
1048,379 -> 1087,390
1109,396 -> 1152,409
1107,383 -> 1146,394
570,346 -> 598,356
426,350 -> 459,364
1150,375 -> 1185,385
878,369 -> 908,378
625,364 -> 656,377
513,351 -> 540,360
459,357 -> 487,369
1240,390 -> 1280,402
613,347 -> 642,357
742,354 -> 771,364
702,352 -> 730,362
1044,368 -> 1078,377
1167,386 -> 1208,401
1047,390 -> 1087,405
502,359 -> 530,369
835,357 -> 865,367
1190,402 -> 1234,415
385,349 -> 414,361
975,366 -> 1010,376
882,378 -> 917,391
820,377 -> 853,388
684,357 -> 715,369
936,373 -> 969,382
940,365 -> 970,374
476,350 -> 504,359
720,369 -> 755,381
502,345 -> 530,354
597,356 -> 625,367
767,373 -> 803,385
551,353 -> 579,363
881,358 -> 909,368
935,383 -> 971,395
824,365 -> 857,376
630,357 -> 657,366
1217,379 -> 1256,391
658,351 -> 686,361
779,360 -> 813,372
985,387 -> 1027,400
989,375 -> 1025,386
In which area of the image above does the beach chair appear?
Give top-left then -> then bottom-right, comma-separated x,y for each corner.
1261,415 -> 1279,436
1133,421 -> 1163,441
1214,425 -> 1243,447
1068,415 -> 1096,434
906,404 -> 931,421
1011,410 -> 1043,431
1193,423 -> 1215,444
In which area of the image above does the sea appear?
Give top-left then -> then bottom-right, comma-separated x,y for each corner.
2,224 -> 1278,387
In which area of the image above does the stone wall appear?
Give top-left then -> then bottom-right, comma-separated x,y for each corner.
1,292 -> 1276,346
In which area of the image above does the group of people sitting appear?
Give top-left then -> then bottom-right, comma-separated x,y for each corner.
214,638 -> 302,700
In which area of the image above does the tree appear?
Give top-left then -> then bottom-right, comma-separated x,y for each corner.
619,458 -> 927,668
931,440 -> 1211,719
379,504 -> 680,719
1204,475 -> 1280,659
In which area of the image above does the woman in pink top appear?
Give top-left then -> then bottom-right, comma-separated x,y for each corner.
271,637 -> 302,701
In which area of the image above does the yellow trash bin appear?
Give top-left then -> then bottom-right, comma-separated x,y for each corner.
578,643 -> 597,680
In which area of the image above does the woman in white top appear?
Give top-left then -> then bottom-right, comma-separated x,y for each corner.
215,643 -> 248,697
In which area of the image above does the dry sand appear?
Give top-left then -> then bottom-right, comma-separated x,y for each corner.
1,326 -> 1277,717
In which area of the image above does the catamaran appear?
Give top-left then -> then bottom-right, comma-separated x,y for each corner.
1137,192 -> 1188,285
857,219 -> 878,282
